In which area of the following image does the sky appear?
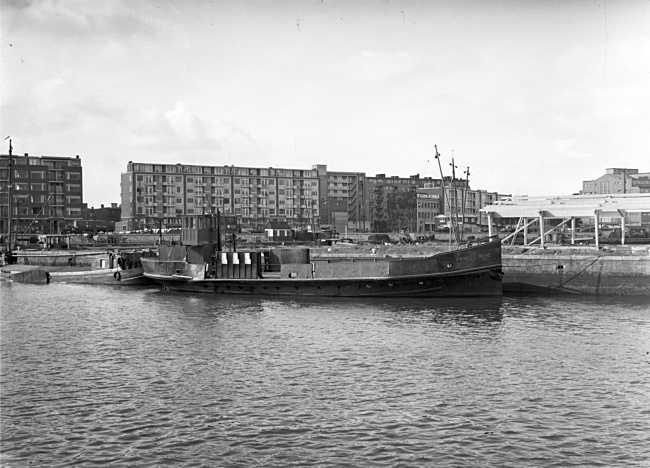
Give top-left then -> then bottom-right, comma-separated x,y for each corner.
1,0 -> 649,208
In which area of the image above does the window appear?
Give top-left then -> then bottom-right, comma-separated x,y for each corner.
30,171 -> 46,179
67,172 -> 81,180
15,170 -> 29,178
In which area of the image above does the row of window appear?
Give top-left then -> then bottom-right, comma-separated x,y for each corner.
137,206 -> 287,218
12,194 -> 82,203
130,163 -> 317,178
138,174 -> 318,188
3,158 -> 81,168
14,183 -> 81,192
10,170 -> 82,180
12,207 -> 81,216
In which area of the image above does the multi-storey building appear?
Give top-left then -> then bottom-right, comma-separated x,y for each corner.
313,165 -> 367,230
581,168 -> 650,194
1,153 -> 83,239
120,162 -> 320,231
580,167 -> 650,226
416,184 -> 443,233
416,180 -> 502,233
364,174 -> 437,232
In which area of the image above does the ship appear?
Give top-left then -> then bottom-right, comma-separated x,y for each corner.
141,214 -> 503,297
2,249 -> 156,286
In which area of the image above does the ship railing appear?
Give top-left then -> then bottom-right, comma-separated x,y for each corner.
457,234 -> 500,250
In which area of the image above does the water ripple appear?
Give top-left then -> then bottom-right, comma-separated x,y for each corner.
1,283 -> 649,467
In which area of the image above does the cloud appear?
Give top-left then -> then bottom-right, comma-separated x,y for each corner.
4,0 -> 157,40
165,102 -> 210,144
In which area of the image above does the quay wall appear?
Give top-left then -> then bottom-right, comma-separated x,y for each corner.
503,253 -> 650,295
312,243 -> 650,296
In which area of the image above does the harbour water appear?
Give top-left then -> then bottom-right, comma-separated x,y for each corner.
1,282 -> 649,467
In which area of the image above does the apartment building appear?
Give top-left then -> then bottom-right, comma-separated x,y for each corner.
1,153 -> 84,238
313,164 -> 366,230
120,162 -> 320,231
364,174 -> 437,232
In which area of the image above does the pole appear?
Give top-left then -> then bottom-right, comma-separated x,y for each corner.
434,145 -> 449,233
216,208 -> 222,252
462,166 -> 469,233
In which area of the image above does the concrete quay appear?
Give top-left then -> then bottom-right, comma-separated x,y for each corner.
310,242 -> 650,296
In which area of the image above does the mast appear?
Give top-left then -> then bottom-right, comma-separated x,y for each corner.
450,157 -> 460,243
461,166 -> 470,242
434,145 -> 454,242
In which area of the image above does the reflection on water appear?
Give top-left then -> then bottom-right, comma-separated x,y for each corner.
1,282 -> 649,467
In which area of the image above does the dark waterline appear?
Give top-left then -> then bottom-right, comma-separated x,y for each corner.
1,282 -> 649,467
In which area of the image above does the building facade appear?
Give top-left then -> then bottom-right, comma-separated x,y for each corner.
79,203 -> 121,233
581,168 -> 650,195
415,181 -> 501,233
364,174 -> 435,233
416,184 -> 443,233
120,162 -> 320,232
581,168 -> 650,226
1,153 -> 84,240
313,165 -> 367,231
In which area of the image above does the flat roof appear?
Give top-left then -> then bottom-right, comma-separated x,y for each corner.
480,193 -> 650,218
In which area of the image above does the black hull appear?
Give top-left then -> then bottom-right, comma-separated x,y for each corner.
143,238 -> 503,298
151,267 -> 502,297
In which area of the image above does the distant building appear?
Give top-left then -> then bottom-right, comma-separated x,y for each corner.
313,164 -> 366,230
581,168 -> 650,194
264,220 -> 293,241
365,174 -> 435,232
416,181 -> 502,233
580,168 -> 650,226
416,184 -> 443,233
0,153 -> 83,239
120,162 -> 320,232
81,203 -> 121,233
